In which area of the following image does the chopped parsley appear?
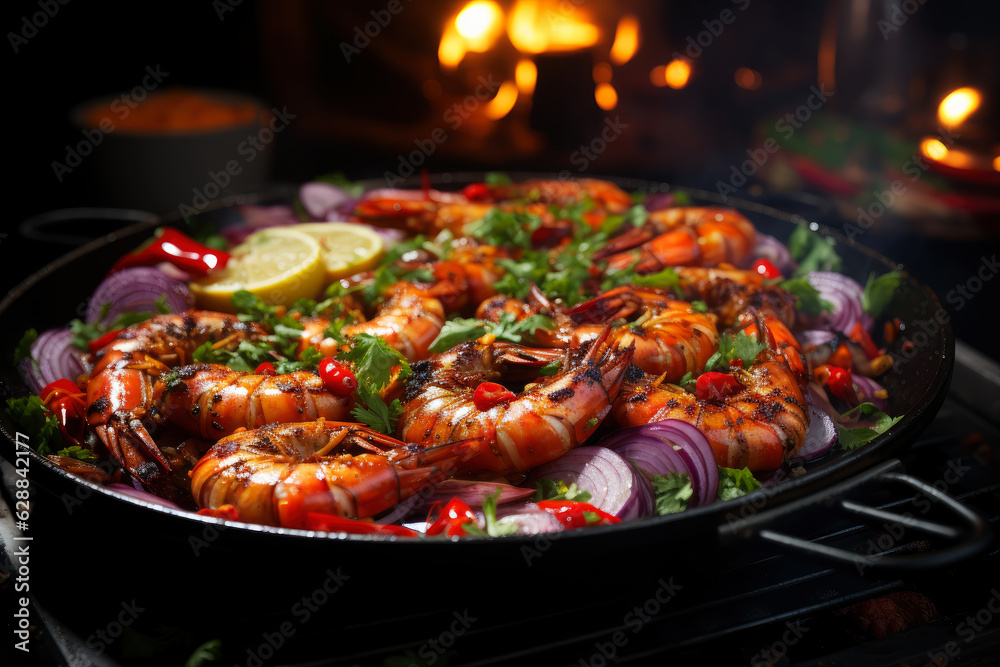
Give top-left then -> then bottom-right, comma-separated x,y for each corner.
836,402 -> 902,450
862,270 -> 904,317
789,225 -> 842,276
717,466 -> 762,501
651,472 -> 694,515
466,209 -> 542,250
703,330 -> 768,372
337,333 -> 411,434
428,312 -> 553,354
69,306 -> 160,350
3,395 -> 61,456
779,277 -> 833,317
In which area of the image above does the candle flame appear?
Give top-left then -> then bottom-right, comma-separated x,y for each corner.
938,87 -> 981,127
455,1 -> 503,50
515,58 -> 537,94
610,15 -> 639,65
507,0 -> 599,54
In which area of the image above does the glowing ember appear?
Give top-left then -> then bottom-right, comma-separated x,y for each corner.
484,80 -> 519,119
610,15 -> 639,65
595,82 -> 618,110
994,155 -> 1000,173
734,67 -> 762,91
938,87 -> 981,127
921,137 -> 948,161
515,58 -> 537,94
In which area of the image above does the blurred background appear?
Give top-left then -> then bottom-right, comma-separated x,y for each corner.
5,0 -> 1000,356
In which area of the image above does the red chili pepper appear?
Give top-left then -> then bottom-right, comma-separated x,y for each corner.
751,258 -> 782,280
536,500 -> 621,529
425,497 -> 480,537
88,328 -> 124,355
318,358 -> 358,396
255,362 -> 277,376
849,322 -> 880,360
196,504 -> 240,521
472,382 -> 516,411
110,227 -> 230,277
40,379 -> 88,446
814,364 -> 859,403
462,182 -> 491,201
695,372 -> 743,401
304,512 -> 419,537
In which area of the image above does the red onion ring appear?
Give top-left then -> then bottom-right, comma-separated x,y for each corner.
299,182 -> 356,219
804,271 -> 873,334
527,446 -> 648,521
852,374 -> 890,412
793,403 -> 836,462
86,267 -> 193,325
29,329 -> 86,387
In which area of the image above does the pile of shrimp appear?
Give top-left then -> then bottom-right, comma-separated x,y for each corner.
50,178 -> 889,531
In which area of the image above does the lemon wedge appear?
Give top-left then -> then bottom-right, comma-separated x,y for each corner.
294,222 -> 385,281
190,227 -> 326,312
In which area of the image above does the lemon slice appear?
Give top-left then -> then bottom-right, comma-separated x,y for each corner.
294,222 -> 385,281
190,228 -> 326,312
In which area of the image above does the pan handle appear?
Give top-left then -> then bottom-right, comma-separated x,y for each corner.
20,208 -> 158,245
720,459 -> 993,572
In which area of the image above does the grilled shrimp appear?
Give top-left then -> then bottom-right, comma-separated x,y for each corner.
190,420 -> 482,527
342,282 -> 446,361
483,178 -> 634,214
613,351 -> 809,471
673,267 -> 796,328
86,310 -> 265,496
398,327 -> 634,474
154,364 -> 355,439
599,207 -> 756,272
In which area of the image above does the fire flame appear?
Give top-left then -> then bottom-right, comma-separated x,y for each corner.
515,58 -> 537,94
439,0 -> 503,69
920,137 -> 948,161
610,15 -> 639,65
938,87 -> 981,127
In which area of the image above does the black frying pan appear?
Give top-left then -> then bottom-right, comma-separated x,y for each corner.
0,177 -> 984,642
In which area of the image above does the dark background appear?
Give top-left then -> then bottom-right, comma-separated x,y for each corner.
3,0 -> 999,359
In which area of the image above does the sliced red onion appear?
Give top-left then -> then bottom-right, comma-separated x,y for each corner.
527,446 -> 648,521
793,403 -> 836,462
105,483 -> 183,510
852,374 -> 890,412
420,480 -> 537,510
751,233 -> 795,274
646,421 -> 719,506
17,358 -> 44,394
30,329 -> 86,386
804,271 -> 873,334
299,182 -> 356,219
495,510 -> 565,535
86,267 -> 193,325
360,188 -> 465,204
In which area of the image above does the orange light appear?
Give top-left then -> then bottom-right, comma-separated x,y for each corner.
439,25 -> 466,70
994,155 -> 1000,172
664,59 -> 691,89
610,14 -> 639,65
507,0 -> 599,53
921,138 -> 948,161
938,87 -> 981,127
595,82 -> 617,110
734,67 -> 762,90
455,1 -> 503,51
593,62 -> 612,84
650,65 -> 667,87
515,58 -> 537,94
484,80 -> 519,119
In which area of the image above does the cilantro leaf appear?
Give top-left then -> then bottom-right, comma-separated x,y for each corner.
14,329 -> 37,364
623,204 -> 648,227
538,360 -> 562,376
56,445 -> 98,462
466,209 -> 542,249
691,300 -> 708,313
69,310 -> 156,350
717,466 -> 762,501
428,313 -> 553,353
678,372 -> 697,392
534,479 -> 593,503
350,383 -> 404,435
779,277 -> 833,317
315,171 -> 365,198
651,472 -> 694,515
704,330 -> 768,372
4,395 -> 62,456
836,402 -> 902,450
338,333 -> 411,388
789,225 -> 842,276
862,270 -> 904,317
481,486 -> 517,537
